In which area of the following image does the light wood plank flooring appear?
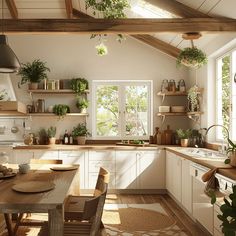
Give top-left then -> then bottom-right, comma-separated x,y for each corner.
0,194 -> 210,236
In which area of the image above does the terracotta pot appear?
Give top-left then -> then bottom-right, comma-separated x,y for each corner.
229,151 -> 236,167
180,139 -> 188,147
28,83 -> 39,90
77,136 -> 86,145
48,137 -> 56,145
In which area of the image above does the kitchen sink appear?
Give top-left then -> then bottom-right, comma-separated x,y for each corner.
179,148 -> 227,160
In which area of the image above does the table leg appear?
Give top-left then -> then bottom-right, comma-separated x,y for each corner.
4,214 -> 14,236
48,205 -> 64,236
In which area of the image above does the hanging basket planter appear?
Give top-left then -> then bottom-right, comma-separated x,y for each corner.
177,47 -> 207,69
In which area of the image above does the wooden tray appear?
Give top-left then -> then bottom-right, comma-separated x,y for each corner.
50,166 -> 78,171
0,173 -> 17,179
12,181 -> 55,193
116,142 -> 150,147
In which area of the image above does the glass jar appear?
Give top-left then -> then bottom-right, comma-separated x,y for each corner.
161,80 -> 169,92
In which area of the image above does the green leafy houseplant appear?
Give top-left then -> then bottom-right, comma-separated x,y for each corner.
176,129 -> 192,147
187,85 -> 200,112
53,104 -> 70,119
177,47 -> 207,69
18,59 -> 50,89
225,138 -> 236,166
47,126 -> 56,138
95,43 -> 108,56
76,98 -> 89,113
211,185 -> 236,236
72,123 -> 90,145
70,78 -> 89,95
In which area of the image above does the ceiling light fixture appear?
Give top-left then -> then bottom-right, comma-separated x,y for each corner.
0,0 -> 20,73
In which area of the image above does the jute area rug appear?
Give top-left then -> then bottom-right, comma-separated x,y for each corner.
103,203 -> 188,236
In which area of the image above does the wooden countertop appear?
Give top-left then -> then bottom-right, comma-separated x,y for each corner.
166,147 -> 236,181
13,144 -> 163,151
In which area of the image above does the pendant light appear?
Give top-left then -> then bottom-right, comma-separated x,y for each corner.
0,0 -> 20,73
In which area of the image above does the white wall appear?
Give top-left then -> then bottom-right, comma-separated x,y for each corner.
1,34 -> 191,141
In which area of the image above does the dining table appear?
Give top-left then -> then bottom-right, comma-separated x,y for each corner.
0,164 -> 80,236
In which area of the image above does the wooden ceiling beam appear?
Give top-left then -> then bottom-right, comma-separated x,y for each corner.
5,0 -> 18,19
2,18 -> 236,34
145,0 -> 209,18
132,34 -> 180,58
65,0 -> 73,18
72,8 -> 93,19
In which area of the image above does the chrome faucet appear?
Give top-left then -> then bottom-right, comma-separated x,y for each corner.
205,124 -> 229,154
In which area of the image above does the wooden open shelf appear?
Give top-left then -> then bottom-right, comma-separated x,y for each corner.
157,112 -> 203,117
28,89 -> 89,94
157,91 -> 187,96
28,113 -> 89,117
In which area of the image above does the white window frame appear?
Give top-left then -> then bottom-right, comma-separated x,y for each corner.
92,80 -> 153,140
215,48 -> 235,141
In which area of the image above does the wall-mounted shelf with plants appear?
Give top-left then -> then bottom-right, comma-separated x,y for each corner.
28,89 -> 89,94
28,113 -> 89,117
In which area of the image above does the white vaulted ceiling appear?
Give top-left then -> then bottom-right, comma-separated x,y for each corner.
1,0 -> 236,53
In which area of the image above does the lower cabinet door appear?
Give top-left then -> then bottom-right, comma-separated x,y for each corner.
13,150 -> 34,164
88,172 -> 116,189
115,151 -> 137,189
137,150 -> 165,189
59,151 -> 86,189
33,150 -> 59,160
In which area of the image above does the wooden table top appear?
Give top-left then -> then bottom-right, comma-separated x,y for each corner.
0,164 -> 79,212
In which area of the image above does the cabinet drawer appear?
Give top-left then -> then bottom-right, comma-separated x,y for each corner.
89,160 -> 115,173
88,172 -> 115,189
59,151 -> 86,159
89,151 -> 115,161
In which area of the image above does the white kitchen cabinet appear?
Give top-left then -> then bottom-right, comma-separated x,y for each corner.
166,150 -> 181,202
137,150 -> 165,189
181,158 -> 192,214
88,150 -> 116,189
33,150 -> 59,160
13,150 -> 34,164
59,150 -> 86,189
116,151 -> 137,189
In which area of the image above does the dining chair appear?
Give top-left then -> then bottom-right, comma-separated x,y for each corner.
12,159 -> 63,235
64,167 -> 110,222
39,168 -> 109,236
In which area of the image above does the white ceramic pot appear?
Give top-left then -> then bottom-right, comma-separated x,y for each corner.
48,137 -> 56,145
28,82 -> 39,90
180,139 -> 188,147
77,136 -> 86,145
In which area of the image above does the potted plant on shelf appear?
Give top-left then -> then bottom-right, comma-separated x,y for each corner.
176,47 -> 207,69
176,129 -> 192,147
72,123 -> 89,145
76,98 -> 89,113
47,126 -> 56,145
70,78 -> 89,96
53,104 -> 70,119
225,138 -> 236,167
18,59 -> 50,90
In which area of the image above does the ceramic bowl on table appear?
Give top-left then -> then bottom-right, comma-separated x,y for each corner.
18,163 -> 30,174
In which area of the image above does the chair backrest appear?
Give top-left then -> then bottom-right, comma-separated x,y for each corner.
94,167 -> 110,197
30,159 -> 63,164
82,168 -> 109,236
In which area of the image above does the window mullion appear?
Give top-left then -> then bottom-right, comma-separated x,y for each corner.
119,84 -> 125,139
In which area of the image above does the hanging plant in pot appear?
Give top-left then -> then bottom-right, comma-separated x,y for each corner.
176,129 -> 192,147
187,85 -> 200,112
72,123 -> 90,145
18,59 -> 50,90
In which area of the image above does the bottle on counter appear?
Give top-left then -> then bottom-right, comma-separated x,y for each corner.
64,130 -> 69,144
69,134 -> 73,145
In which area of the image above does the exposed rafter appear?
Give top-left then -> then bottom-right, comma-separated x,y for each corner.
2,18 -> 236,34
65,0 -> 73,19
132,34 -> 181,58
72,9 -> 180,58
145,0 -> 209,18
5,0 -> 18,19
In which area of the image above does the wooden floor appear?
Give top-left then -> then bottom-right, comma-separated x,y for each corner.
0,194 -> 210,236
